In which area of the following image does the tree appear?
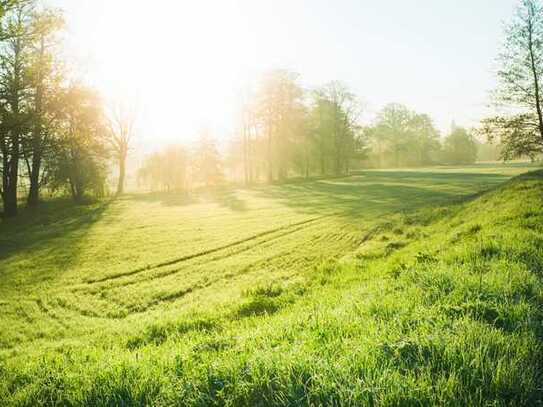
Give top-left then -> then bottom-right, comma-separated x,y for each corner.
370,104 -> 412,168
24,7 -> 64,207
49,84 -> 108,202
138,145 -> 188,192
309,94 -> 334,175
442,126 -> 478,165
255,70 -> 305,182
368,104 -> 440,168
0,0 -> 34,217
193,129 -> 223,187
313,81 -> 360,175
237,85 -> 259,185
482,0 -> 543,158
108,101 -> 136,195
409,113 -> 441,166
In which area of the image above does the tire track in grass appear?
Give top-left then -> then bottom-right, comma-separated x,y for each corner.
22,216 -> 350,322
86,216 -> 335,292
83,214 -> 334,285
35,298 -> 71,329
37,217 -> 355,320
103,222 -> 360,316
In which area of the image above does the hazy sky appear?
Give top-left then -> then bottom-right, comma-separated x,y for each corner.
48,0 -> 518,149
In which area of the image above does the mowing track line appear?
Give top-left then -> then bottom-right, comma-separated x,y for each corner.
84,214 -> 334,285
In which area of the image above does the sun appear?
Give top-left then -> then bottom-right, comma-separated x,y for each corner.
73,0 -> 256,146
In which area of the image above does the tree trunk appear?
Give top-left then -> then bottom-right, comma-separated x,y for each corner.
73,182 -> 84,203
267,125 -> 273,183
27,36 -> 45,208
528,12 -> 543,143
27,154 -> 41,207
117,154 -> 126,195
3,178 -> 18,217
3,36 -> 23,217
243,124 -> 249,185
3,131 -> 21,217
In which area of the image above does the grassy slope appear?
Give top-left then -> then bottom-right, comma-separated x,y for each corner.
0,165 -> 542,405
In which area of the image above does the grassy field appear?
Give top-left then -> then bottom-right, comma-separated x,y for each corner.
0,163 -> 542,405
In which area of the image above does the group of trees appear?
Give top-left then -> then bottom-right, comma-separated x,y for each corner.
136,0 -> 543,193
364,105 -> 478,168
224,71 -> 485,186
0,0 -> 134,217
136,0 -> 543,192
138,95 -> 482,192
228,72 -> 365,184
138,129 -> 223,192
227,91 -> 480,185
2,0 -> 541,214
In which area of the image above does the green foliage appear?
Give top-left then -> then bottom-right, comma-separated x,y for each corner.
481,0 -> 543,159
138,145 -> 189,192
311,81 -> 362,175
48,85 -> 109,202
367,103 -> 441,168
230,73 -> 365,183
442,126 -> 478,165
193,129 -> 224,186
0,164 -> 541,405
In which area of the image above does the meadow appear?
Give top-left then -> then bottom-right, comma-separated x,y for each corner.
1,163 -> 542,406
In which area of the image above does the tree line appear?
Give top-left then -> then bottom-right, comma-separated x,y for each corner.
140,73 -> 482,192
2,0 -> 542,216
0,0 -> 134,217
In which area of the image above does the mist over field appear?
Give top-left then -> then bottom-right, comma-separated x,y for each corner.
1,1 -> 543,406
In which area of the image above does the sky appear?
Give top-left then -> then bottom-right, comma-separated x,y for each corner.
47,0 -> 518,150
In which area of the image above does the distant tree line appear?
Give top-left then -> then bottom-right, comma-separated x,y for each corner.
137,129 -> 223,192
230,72 -> 366,184
137,69 -> 490,192
221,72 -> 485,186
2,0 -> 540,216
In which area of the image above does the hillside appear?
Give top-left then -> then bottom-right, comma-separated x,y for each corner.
0,166 -> 542,405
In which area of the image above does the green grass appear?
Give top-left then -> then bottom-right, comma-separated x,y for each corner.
0,163 -> 542,406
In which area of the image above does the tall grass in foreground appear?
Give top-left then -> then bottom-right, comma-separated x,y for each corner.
1,171 -> 543,406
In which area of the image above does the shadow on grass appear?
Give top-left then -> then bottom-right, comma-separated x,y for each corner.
126,191 -> 197,207
123,169 -> 517,219
127,187 -> 248,211
0,198 -> 114,290
252,170 -> 512,220
208,188 -> 247,211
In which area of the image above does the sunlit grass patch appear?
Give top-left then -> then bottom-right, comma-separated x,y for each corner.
0,165 -> 542,405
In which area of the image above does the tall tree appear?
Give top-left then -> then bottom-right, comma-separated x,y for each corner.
482,0 -> 543,158
24,8 -> 64,207
108,101 -> 136,195
49,84 -> 108,202
0,0 -> 34,217
238,86 -> 258,185
193,128 -> 223,187
310,95 -> 334,175
370,104 -> 412,168
255,70 -> 304,182
442,126 -> 478,165
313,81 -> 360,175
369,104 -> 440,168
408,113 -> 441,166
